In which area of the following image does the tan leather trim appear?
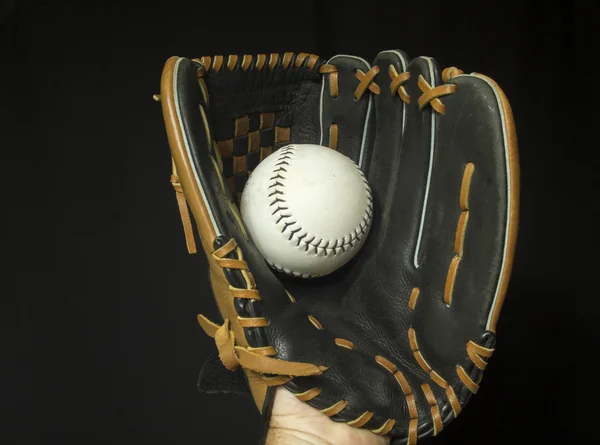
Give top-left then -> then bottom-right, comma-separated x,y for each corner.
454,211 -> 469,257
237,316 -> 268,328
414,351 -> 432,374
198,56 -> 211,70
235,347 -> 324,376
245,371 -> 268,412
430,370 -> 448,388
376,355 -> 418,423
319,65 -> 339,98
214,320 -> 239,370
320,400 -> 348,417
295,52 -> 309,67
389,65 -> 411,103
405,393 -> 418,419
329,71 -> 339,97
197,314 -> 220,337
421,383 -> 436,405
354,67 -> 381,100
256,54 -> 266,70
212,55 -> 223,71
227,54 -> 238,70
467,347 -> 488,370
294,387 -> 322,401
371,419 -> 395,436
209,265 -> 248,347
467,340 -> 493,370
214,257 -> 246,269
421,384 -> 443,435
417,75 -> 457,114
281,52 -> 293,69
431,404 -> 443,435
329,124 -> 338,150
247,345 -> 277,356
161,59 -> 251,353
443,256 -> 461,305
442,67 -> 464,82
308,315 -> 323,330
346,411 -> 374,428
241,54 -> 252,71
334,338 -> 355,350
240,260 -> 255,286
394,371 -> 413,396
268,53 -> 279,69
170,169 -> 197,254
375,355 -> 397,373
160,57 -> 218,250
408,419 -> 418,445
445,385 -> 462,416
467,340 -> 494,357
474,74 -> 520,333
408,327 -> 418,351
457,365 -> 479,393
307,54 -> 319,69
408,287 -> 420,310
460,162 -> 475,210
229,287 -> 260,299
409,330 -> 434,374
409,328 -> 451,393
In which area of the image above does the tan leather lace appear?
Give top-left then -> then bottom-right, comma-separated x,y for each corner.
355,66 -> 381,100
170,159 -> 197,254
319,65 -> 381,100
197,315 -> 325,376
389,65 -> 411,103
442,66 -> 464,82
417,74 -> 457,115
196,237 -> 326,377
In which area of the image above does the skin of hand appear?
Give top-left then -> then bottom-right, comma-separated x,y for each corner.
266,387 -> 391,445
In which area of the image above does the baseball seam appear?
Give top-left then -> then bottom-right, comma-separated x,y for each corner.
267,145 -> 373,263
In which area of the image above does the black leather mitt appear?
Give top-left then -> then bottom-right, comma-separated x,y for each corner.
157,50 -> 519,443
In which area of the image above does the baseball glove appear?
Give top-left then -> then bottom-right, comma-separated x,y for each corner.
156,50 -> 519,443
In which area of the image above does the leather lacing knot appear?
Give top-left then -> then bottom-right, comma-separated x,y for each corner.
417,66 -> 464,115
197,315 -> 325,377
319,64 -> 381,100
196,238 -> 326,379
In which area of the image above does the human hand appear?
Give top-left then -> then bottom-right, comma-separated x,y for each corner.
266,388 -> 390,445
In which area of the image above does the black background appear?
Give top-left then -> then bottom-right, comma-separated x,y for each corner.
4,0 -> 585,443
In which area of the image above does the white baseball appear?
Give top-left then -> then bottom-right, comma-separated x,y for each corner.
240,144 -> 373,278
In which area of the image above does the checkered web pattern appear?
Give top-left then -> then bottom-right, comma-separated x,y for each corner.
214,112 -> 291,204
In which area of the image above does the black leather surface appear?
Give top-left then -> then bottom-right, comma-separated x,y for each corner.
170,50 -> 516,441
